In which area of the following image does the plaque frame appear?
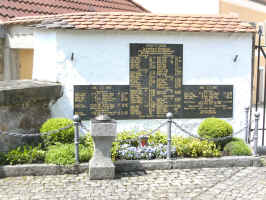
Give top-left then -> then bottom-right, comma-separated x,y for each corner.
74,85 -> 129,120
183,85 -> 233,118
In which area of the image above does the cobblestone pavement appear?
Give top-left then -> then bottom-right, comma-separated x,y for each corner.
0,163 -> 266,200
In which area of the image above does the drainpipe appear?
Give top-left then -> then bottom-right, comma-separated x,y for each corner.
0,25 -> 5,80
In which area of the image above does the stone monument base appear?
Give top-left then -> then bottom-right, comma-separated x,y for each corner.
89,159 -> 115,180
0,80 -> 62,152
89,116 -> 117,180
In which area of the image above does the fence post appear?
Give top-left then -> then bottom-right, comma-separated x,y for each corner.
245,107 -> 249,144
166,112 -> 173,160
73,115 -> 81,164
254,112 -> 260,156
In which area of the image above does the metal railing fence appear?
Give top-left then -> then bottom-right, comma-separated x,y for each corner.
1,107 -> 258,164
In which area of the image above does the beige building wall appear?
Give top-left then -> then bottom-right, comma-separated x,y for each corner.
220,1 -> 266,22
18,49 -> 33,79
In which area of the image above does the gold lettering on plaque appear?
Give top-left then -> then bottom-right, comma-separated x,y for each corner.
130,44 -> 183,118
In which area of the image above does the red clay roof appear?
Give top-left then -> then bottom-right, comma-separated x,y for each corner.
0,0 -> 147,21
4,12 -> 256,33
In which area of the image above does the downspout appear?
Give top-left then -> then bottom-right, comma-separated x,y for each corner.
255,27 -> 262,111
0,25 -> 5,80
249,31 -> 256,142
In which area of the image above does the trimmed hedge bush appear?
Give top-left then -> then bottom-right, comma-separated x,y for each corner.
40,118 -> 74,146
198,118 -> 233,139
198,118 -> 233,148
45,143 -> 92,165
223,138 -> 252,156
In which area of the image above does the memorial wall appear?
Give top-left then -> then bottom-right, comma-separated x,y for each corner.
74,43 -> 233,120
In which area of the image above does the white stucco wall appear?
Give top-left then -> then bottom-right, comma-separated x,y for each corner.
134,0 -> 219,14
33,31 -> 57,81
7,25 -> 34,49
33,29 -> 253,137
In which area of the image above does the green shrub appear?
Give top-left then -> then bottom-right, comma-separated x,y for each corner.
0,152 -> 7,165
198,118 -> 233,139
45,143 -> 92,165
148,131 -> 167,145
40,118 -> 74,146
80,133 -> 94,156
112,140 -> 120,161
117,131 -> 140,146
172,136 -> 221,157
198,118 -> 233,148
6,145 -> 45,165
223,138 -> 252,156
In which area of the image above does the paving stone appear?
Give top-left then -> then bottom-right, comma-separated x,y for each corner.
0,161 -> 266,199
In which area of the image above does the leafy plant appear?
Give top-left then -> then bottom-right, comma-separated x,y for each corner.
0,152 -> 7,165
40,118 -> 74,146
6,145 -> 45,165
172,136 -> 221,157
112,131 -> 221,160
44,143 -> 92,165
82,133 -> 94,153
148,131 -> 167,145
198,118 -> 233,149
223,138 -> 252,156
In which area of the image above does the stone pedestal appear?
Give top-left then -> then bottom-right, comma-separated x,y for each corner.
89,116 -> 117,180
0,80 -> 62,132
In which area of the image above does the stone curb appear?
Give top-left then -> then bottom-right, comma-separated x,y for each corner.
0,156 -> 263,178
115,156 -> 263,172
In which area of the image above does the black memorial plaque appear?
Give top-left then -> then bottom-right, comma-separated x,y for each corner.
74,85 -> 129,120
129,43 -> 183,119
183,85 -> 233,118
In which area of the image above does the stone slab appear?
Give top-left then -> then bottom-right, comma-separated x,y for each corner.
0,131 -> 41,153
0,164 -> 88,178
0,80 -> 62,106
91,121 -> 116,137
0,80 -> 62,133
89,165 -> 115,180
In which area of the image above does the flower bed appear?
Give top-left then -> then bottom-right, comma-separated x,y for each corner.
0,118 -> 252,166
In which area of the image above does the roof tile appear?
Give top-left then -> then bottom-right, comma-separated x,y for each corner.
0,0 -> 147,21
3,12 -> 256,33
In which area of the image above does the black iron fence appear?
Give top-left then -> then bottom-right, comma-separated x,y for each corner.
254,25 -> 266,146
